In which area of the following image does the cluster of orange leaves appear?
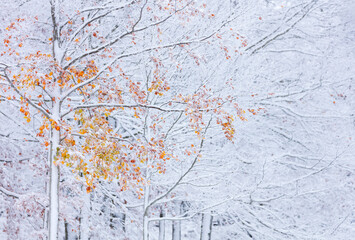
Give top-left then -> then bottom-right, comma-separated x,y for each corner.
173,87 -> 246,140
147,57 -> 170,95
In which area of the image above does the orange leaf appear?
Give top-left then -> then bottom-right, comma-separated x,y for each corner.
159,151 -> 166,159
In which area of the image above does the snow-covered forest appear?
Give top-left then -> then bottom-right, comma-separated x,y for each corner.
0,0 -> 354,239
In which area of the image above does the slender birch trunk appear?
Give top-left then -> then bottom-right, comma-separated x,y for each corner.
200,213 -> 213,240
80,192 -> 90,240
48,1 -> 62,238
172,202 -> 182,240
49,99 -> 60,240
143,184 -> 150,240
64,220 -> 69,240
121,212 -> 126,233
172,220 -> 181,240
158,207 -> 165,240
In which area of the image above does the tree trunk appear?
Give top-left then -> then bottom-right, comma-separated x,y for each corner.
48,0 -> 61,237
48,151 -> 59,240
120,199 -> 127,233
49,94 -> 61,239
49,123 -> 60,240
172,221 -> 181,240
143,215 -> 149,240
79,192 -> 90,240
64,220 -> 68,240
200,213 -> 213,240
121,212 -> 126,233
143,185 -> 150,240
172,202 -> 182,240
158,207 -> 165,240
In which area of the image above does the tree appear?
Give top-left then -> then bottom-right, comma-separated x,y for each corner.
0,0 -> 246,239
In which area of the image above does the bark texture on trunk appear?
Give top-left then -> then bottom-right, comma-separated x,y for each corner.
64,220 -> 68,240
159,207 -> 165,240
49,123 -> 60,240
143,184 -> 150,240
200,213 -> 213,240
172,220 -> 181,240
172,202 -> 183,240
79,192 -> 90,240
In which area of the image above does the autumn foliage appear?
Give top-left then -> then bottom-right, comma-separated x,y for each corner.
0,0 -> 248,196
